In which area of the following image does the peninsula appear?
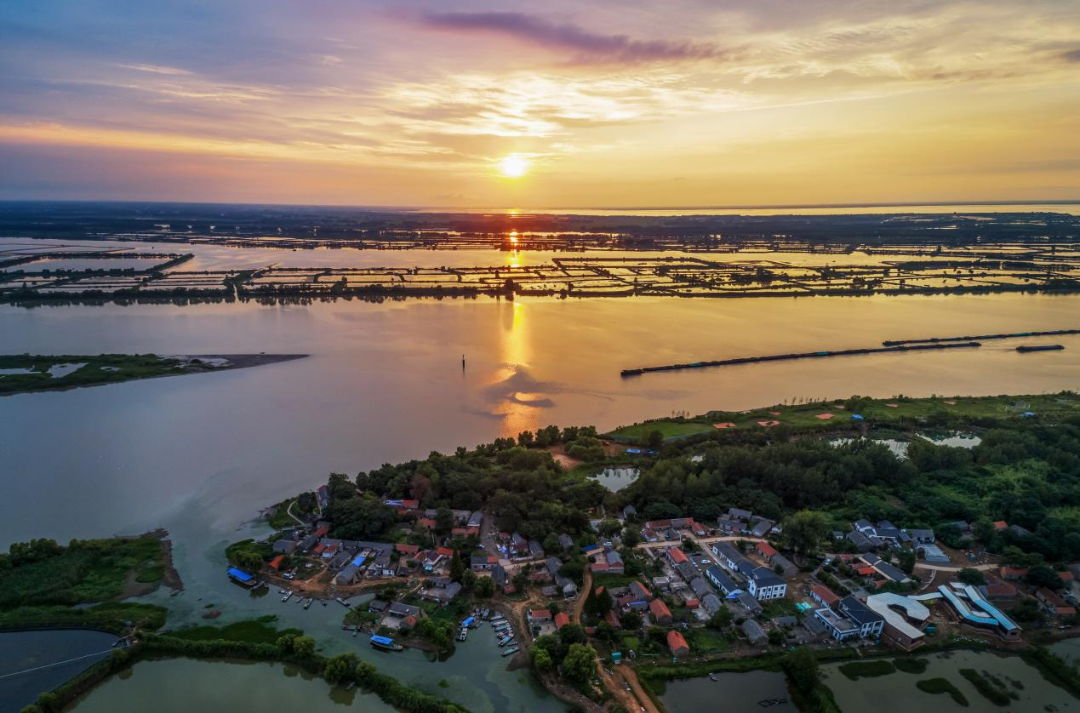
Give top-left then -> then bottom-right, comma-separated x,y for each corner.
0,353 -> 307,396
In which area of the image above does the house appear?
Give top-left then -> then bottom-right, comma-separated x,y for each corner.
748,567 -> 787,600
865,593 -> 930,650
870,559 -> 912,584
554,612 -> 570,629
689,576 -> 714,599
1037,588 -> 1077,617
772,554 -> 797,577
906,529 -> 935,545
853,519 -> 874,533
267,555 -> 284,572
713,542 -> 747,571
423,581 -> 463,604
368,599 -> 389,614
527,609 -> 552,624
297,535 -> 319,552
706,566 -> 740,595
395,543 -> 420,558
918,544 -> 950,564
605,609 -> 621,627
701,593 -> 723,616
471,554 -> 497,571
815,606 -> 859,641
466,511 -> 483,532
272,539 -> 297,555
755,542 -> 778,561
528,540 -> 545,559
316,485 -> 329,510
1009,524 -> 1033,538
943,520 -> 970,533
993,520 -> 1008,531
649,598 -> 673,625
666,547 -> 689,566
604,550 -> 625,574
937,583 -> 1021,641
838,596 -> 885,639
846,531 -> 877,553
717,517 -> 745,535
749,519 -> 773,538
509,532 -> 529,555
558,534 -> 575,551
629,581 -> 653,602
667,630 -> 690,657
741,619 -> 768,646
737,591 -> 763,616
387,602 -> 421,619
492,565 -> 511,591
675,561 -> 698,582
728,508 -> 753,521
810,584 -> 840,608
1000,566 -> 1029,581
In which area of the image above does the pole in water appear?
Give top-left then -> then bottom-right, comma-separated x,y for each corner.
462,354 -> 466,371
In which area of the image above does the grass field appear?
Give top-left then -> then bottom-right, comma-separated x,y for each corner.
607,393 -> 1080,442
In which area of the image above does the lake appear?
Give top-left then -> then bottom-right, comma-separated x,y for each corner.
661,669 -> 791,712
0,629 -> 119,712
822,650 -> 1077,712
67,657 -> 396,712
3,280 -> 1080,711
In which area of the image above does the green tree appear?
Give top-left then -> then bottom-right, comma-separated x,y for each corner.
622,611 -> 642,629
475,575 -> 495,598
562,643 -> 597,683
622,527 -> 641,548
34,694 -> 59,713
708,608 -> 733,630
897,548 -> 915,575
449,549 -> 465,583
782,647 -> 819,694
957,568 -> 985,586
324,653 -> 359,683
292,635 -> 316,659
532,646 -> 554,671
784,510 -> 828,555
435,506 -> 454,535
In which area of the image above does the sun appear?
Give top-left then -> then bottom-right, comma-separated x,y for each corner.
498,154 -> 529,179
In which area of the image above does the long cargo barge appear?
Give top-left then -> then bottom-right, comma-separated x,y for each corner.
620,341 -> 981,377
883,329 -> 1080,347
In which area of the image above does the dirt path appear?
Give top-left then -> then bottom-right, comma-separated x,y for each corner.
572,568 -> 592,624
286,499 -> 306,526
619,666 -> 659,713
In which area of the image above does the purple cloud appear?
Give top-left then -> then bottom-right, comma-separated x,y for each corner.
1061,48 -> 1080,63
410,11 -> 723,64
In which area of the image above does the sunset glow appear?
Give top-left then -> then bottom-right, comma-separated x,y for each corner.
0,2 -> 1077,206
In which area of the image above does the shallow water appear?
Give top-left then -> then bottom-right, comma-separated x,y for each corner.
661,669 -> 792,713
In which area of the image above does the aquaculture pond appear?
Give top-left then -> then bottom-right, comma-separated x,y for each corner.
0,629 -> 120,712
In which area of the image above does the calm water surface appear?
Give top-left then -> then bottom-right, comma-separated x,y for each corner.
3,288 -> 1080,711
661,669 -> 791,712
67,658 -> 395,713
0,629 -> 119,712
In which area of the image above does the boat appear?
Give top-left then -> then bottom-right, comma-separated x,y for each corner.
1016,344 -> 1065,353
370,635 -> 405,652
281,591 -> 293,602
498,636 -> 515,647
303,598 -> 313,609
709,673 -> 718,682
336,597 -> 351,608
501,646 -> 519,656
457,628 -> 468,642
352,628 -> 359,637
320,599 -> 328,607
490,615 -> 506,622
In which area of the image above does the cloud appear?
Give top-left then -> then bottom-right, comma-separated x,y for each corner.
1061,48 -> 1080,63
409,11 -> 725,64
117,63 -> 192,76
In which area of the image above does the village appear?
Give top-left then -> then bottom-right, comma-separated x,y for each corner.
223,474 -> 1080,713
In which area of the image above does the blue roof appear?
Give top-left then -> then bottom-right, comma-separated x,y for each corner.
351,554 -> 367,567
462,616 -> 475,627
370,635 -> 394,645
851,414 -> 864,420
626,448 -> 641,454
966,586 -> 1019,632
227,567 -> 253,582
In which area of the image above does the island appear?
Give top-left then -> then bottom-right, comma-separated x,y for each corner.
8,393 -> 1080,713
0,353 -> 307,396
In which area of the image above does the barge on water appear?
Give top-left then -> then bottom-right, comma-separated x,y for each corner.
884,328 -> 1080,347
370,635 -> 404,652
227,567 -> 258,588
1016,344 -> 1065,353
621,341 -> 981,377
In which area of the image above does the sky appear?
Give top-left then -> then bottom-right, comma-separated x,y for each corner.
1,0 -> 1079,208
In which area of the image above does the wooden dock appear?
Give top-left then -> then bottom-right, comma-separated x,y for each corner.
620,341 -> 982,377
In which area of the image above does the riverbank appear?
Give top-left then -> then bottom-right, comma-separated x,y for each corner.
0,353 -> 307,396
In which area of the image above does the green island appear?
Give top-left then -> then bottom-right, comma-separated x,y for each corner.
0,353 -> 307,395
11,392 -> 1080,712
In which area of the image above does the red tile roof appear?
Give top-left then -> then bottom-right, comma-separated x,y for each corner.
667,630 -> 689,654
313,526 -> 330,538
268,555 -> 284,571
395,544 -> 419,555
554,612 -> 570,629
529,609 -> 552,620
810,584 -> 840,606
756,542 -> 778,559
993,520 -> 1008,530
605,610 -> 621,627
649,598 -> 673,621
436,547 -> 455,557
668,548 -> 689,564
